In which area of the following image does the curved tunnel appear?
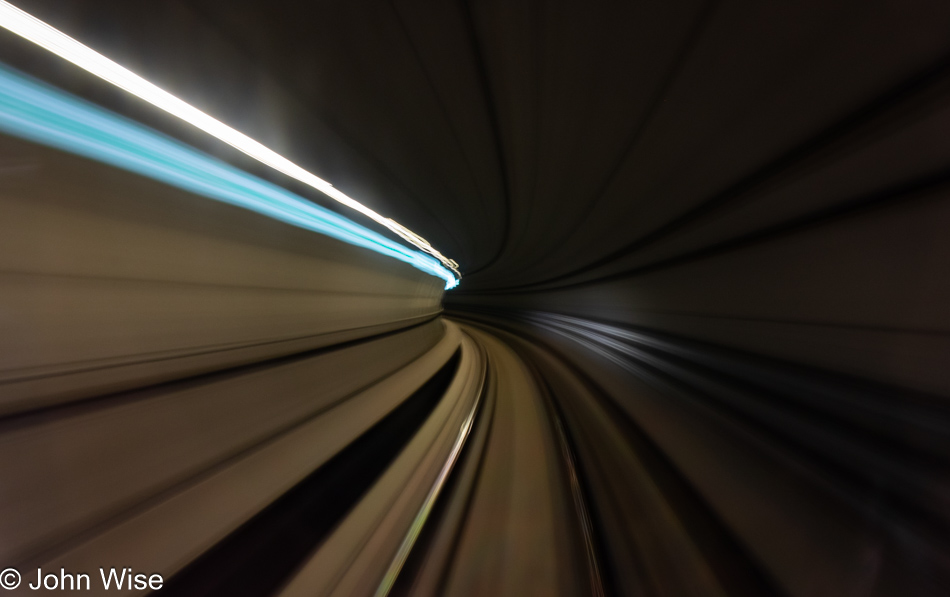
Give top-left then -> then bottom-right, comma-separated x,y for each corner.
0,1 -> 948,595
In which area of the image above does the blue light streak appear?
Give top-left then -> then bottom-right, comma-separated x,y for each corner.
0,64 -> 459,289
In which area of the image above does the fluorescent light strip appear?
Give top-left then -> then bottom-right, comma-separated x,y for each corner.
0,63 -> 458,288
0,0 -> 460,280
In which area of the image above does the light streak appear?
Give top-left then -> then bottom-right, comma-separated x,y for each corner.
0,63 -> 459,289
0,0 -> 460,283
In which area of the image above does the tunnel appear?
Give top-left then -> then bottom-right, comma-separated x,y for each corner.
0,1 -> 948,595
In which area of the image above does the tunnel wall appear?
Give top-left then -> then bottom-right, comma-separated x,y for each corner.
0,129 -> 459,590
0,5 -> 469,591
444,50 -> 950,591
0,134 -> 446,409
449,173 -> 950,396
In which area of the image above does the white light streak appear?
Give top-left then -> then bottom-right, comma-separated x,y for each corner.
0,0 -> 459,278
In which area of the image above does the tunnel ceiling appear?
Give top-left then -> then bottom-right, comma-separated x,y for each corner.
190,0 -> 950,294
8,0 -> 950,294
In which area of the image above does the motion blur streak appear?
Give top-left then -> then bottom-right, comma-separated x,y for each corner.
1,1 -> 950,597
0,0 -> 460,278
373,350 -> 485,597
0,63 -> 456,288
